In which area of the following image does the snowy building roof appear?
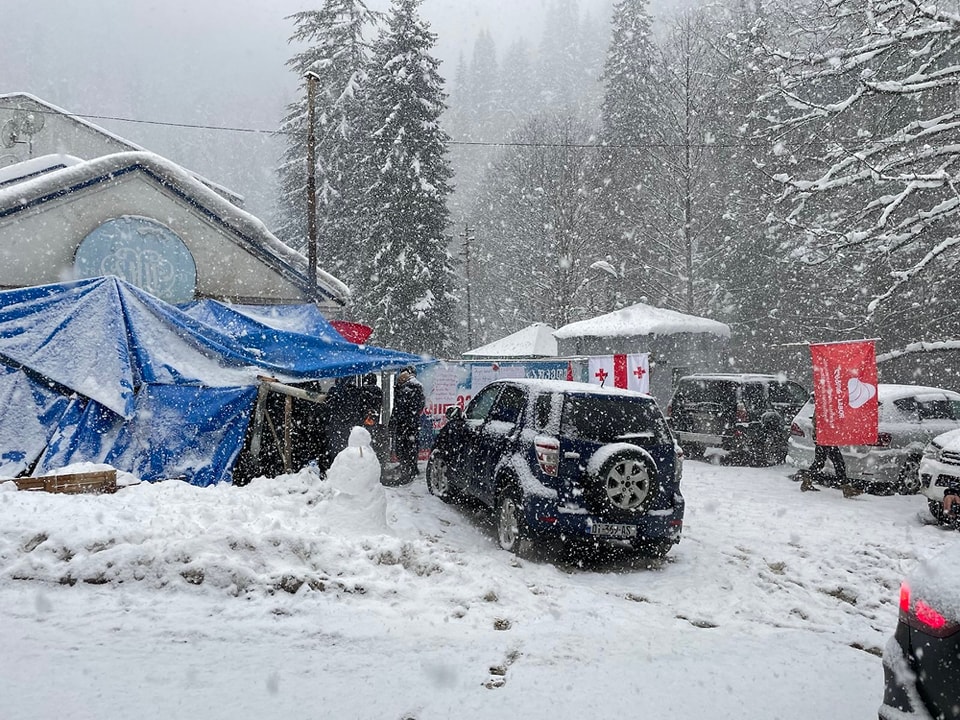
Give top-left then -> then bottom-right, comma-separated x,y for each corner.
463,323 -> 559,358
0,151 -> 349,306
553,302 -> 731,339
0,92 -> 243,205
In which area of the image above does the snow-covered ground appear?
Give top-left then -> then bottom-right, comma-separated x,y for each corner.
1,440 -> 956,719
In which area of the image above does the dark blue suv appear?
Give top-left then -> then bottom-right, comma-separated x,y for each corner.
426,379 -> 684,557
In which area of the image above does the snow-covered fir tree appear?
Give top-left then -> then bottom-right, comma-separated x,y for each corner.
596,0 -> 664,309
354,0 -> 457,355
275,1 -> 379,289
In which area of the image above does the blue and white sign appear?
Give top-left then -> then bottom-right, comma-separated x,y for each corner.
75,216 -> 197,303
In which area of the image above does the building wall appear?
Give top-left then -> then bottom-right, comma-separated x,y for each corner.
0,96 -> 135,165
0,96 -> 240,204
0,171 -> 307,303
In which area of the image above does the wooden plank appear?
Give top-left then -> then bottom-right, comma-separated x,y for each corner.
12,477 -> 46,491
39,469 -> 118,495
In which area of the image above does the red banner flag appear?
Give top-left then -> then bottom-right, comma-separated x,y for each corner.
810,340 -> 878,446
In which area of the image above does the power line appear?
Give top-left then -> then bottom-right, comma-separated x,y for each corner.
22,106 -> 940,151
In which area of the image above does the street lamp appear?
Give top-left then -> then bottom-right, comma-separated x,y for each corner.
305,70 -> 321,300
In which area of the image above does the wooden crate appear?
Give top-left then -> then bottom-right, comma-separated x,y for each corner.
17,469 -> 119,494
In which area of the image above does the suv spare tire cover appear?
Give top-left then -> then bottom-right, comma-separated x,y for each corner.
586,444 -> 660,512
760,410 -> 783,429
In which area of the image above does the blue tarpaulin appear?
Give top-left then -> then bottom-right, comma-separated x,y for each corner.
0,276 -> 425,485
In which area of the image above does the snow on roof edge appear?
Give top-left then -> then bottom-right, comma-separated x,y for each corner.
553,302 -> 731,340
463,323 -> 559,357
0,150 -> 349,304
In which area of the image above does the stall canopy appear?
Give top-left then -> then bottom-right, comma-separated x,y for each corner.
462,323 -> 559,358
0,276 -> 423,486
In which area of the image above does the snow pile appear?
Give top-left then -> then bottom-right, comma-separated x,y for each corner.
0,434 -> 444,598
2,458 -> 959,719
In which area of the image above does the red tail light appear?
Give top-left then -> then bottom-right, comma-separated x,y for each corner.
899,582 -> 959,637
534,436 -> 560,477
873,432 -> 892,448
790,422 -> 804,437
735,403 -> 749,423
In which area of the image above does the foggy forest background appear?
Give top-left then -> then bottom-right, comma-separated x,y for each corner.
3,0 -> 960,381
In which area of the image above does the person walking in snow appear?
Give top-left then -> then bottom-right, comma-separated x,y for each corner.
389,366 -> 424,485
802,405 -> 850,493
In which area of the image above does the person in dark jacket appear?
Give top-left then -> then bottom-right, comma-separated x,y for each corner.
359,373 -> 387,464
359,373 -> 383,422
326,376 -> 363,455
390,366 -> 425,484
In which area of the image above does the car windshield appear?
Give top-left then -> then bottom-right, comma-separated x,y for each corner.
561,395 -> 673,445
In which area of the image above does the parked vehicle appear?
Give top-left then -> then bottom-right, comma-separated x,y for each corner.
919,427 -> 960,524
788,384 -> 960,494
879,545 -> 960,719
666,373 -> 808,466
426,379 -> 684,557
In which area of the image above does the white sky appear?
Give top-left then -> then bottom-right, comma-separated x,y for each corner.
0,0 -> 694,223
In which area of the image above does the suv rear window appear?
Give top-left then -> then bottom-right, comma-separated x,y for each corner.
768,381 -> 808,405
676,379 -> 738,407
561,395 -> 672,445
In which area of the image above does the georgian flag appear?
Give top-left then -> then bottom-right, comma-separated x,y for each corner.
627,352 -> 650,394
588,353 -> 651,393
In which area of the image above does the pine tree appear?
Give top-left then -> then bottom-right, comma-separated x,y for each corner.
539,0 -> 582,113
275,1 -> 379,290
596,0 -> 664,308
354,0 -> 457,355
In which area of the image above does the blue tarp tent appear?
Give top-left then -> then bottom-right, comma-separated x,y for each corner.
0,276 -> 424,486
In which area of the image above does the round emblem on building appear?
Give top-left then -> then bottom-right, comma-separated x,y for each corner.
74,216 -> 197,303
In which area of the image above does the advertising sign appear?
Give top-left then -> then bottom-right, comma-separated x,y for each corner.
810,340 -> 879,445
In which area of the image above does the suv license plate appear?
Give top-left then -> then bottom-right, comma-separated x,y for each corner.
591,523 -> 637,539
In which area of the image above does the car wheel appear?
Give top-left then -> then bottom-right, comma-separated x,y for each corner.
929,499 -> 949,524
594,449 -> 659,513
897,456 -> 922,495
426,453 -> 457,503
496,485 -> 528,554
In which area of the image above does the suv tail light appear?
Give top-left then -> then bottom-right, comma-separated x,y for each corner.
735,403 -> 749,423
790,422 -> 804,437
534,435 -> 560,477
873,432 -> 892,448
899,582 -> 960,637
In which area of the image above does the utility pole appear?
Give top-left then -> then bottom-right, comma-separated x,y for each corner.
305,70 -> 320,300
460,225 -> 475,349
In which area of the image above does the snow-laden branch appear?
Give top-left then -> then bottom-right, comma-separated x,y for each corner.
877,338 -> 960,363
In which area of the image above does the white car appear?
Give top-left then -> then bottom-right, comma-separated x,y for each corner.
919,427 -> 960,524
787,384 -> 960,494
